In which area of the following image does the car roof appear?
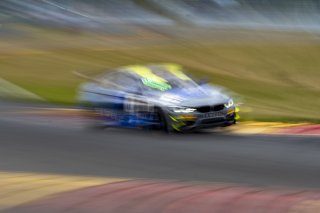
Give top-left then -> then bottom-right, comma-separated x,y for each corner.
96,64 -> 195,92
117,63 -> 191,81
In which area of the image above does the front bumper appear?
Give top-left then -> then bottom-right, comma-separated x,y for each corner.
167,108 -> 237,132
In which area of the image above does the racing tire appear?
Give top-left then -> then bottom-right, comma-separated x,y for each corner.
155,107 -> 170,133
81,104 -> 108,130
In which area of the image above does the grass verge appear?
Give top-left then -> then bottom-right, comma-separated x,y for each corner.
1,28 -> 320,122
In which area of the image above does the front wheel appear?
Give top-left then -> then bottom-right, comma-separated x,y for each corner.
155,108 -> 171,133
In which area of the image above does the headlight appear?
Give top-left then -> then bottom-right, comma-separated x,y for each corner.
224,99 -> 234,108
168,106 -> 196,113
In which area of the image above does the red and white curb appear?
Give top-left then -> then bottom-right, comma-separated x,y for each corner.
3,176 -> 320,213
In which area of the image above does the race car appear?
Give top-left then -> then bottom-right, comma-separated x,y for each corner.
78,63 -> 239,132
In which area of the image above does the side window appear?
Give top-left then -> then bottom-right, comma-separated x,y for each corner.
118,74 -> 140,94
112,73 -> 139,94
99,72 -> 140,94
99,72 -> 119,89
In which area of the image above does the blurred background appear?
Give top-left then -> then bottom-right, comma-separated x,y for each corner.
0,0 -> 320,122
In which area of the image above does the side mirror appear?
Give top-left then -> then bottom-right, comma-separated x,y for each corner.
197,79 -> 209,85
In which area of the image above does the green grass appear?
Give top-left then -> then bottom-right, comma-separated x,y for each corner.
1,30 -> 320,122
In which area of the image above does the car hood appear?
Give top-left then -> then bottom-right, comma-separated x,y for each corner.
148,85 -> 230,107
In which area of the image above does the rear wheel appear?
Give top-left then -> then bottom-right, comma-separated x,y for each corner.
89,107 -> 109,130
80,103 -> 108,130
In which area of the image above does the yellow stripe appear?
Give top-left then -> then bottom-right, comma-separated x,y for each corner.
125,65 -> 168,84
163,64 -> 191,81
0,171 -> 126,210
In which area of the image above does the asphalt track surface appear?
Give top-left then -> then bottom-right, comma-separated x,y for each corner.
1,101 -> 320,189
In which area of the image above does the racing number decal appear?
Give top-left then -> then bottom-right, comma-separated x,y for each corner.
124,94 -> 136,112
124,94 -> 154,113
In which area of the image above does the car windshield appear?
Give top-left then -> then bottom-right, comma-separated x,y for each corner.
141,65 -> 200,92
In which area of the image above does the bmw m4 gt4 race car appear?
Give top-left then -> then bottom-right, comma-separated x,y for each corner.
78,64 -> 239,132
